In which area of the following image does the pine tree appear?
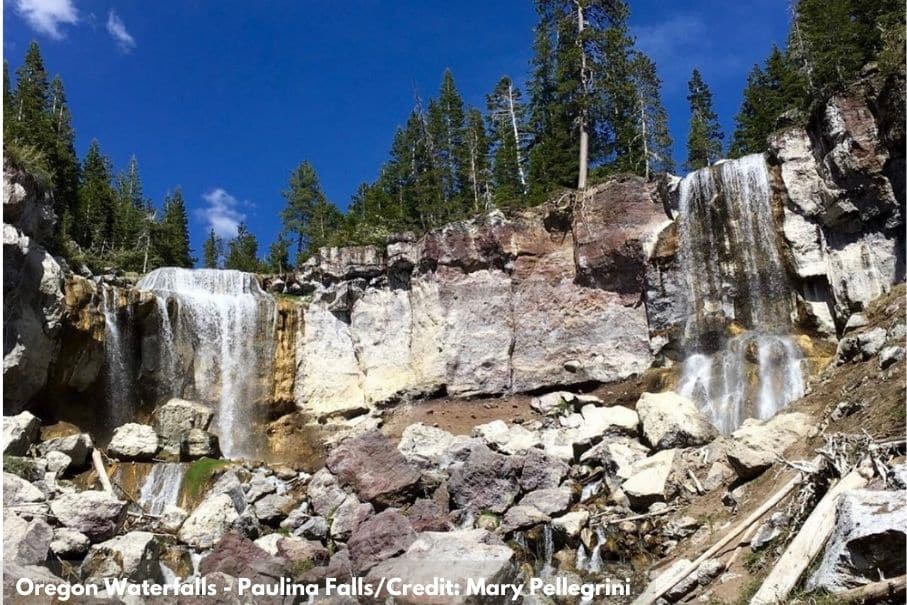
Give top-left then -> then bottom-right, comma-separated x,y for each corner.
78,140 -> 117,252
464,108 -> 492,212
202,229 -> 223,269
113,155 -> 148,258
265,234 -> 291,274
487,77 -> 528,206
629,53 -> 674,178
224,222 -> 261,272
10,42 -> 54,152
47,75 -> 80,238
3,61 -> 13,144
426,70 -> 468,217
280,161 -> 343,263
685,69 -> 723,171
157,188 -> 194,267
730,46 -> 807,157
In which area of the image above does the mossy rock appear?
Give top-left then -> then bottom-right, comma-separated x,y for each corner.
180,457 -> 232,508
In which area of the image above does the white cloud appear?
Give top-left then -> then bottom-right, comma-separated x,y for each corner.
106,9 -> 135,52
196,188 -> 246,239
14,0 -> 78,39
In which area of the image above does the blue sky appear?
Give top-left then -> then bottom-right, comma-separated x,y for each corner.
4,0 -> 792,257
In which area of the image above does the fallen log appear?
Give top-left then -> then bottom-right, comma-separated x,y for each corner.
749,467 -> 869,605
91,449 -> 114,494
834,575 -> 907,604
631,455 -> 821,605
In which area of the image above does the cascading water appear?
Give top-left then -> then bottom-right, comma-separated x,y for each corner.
675,154 -> 805,433
138,463 -> 187,515
101,285 -> 135,427
136,268 -> 277,459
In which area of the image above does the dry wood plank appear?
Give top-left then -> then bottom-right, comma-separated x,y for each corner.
834,575 -> 906,604
749,468 -> 868,605
91,448 -> 114,494
631,455 -> 821,605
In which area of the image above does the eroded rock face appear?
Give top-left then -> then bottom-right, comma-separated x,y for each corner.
325,430 -> 421,508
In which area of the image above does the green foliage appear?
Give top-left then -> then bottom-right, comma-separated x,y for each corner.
4,140 -> 53,190
181,457 -> 231,505
280,160 -> 343,263
265,233 -> 292,274
202,229 -> 223,269
156,188 -> 194,268
224,222 -> 262,272
628,52 -> 674,177
487,77 -> 528,208
685,69 -> 723,171
730,47 -> 807,157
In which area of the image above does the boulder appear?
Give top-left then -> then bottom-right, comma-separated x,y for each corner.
253,533 -> 284,556
3,511 -> 52,565
3,472 -> 44,506
38,433 -> 93,468
185,428 -> 221,459
365,530 -> 517,603
306,468 -> 348,517
50,527 -> 91,558
519,487 -> 573,516
277,536 -> 330,568
107,423 -> 159,461
502,505 -> 550,532
406,498 -> 450,532
178,493 -> 240,549
636,392 -> 718,450
530,391 -> 576,415
198,532 -> 288,582
296,516 -> 330,541
253,493 -> 294,524
326,430 -> 421,507
580,404 -> 639,437
582,437 -> 651,480
2,411 -> 41,455
552,511 -> 589,538
837,327 -> 888,362
807,489 -> 907,592
519,448 -> 569,491
160,505 -> 188,533
152,398 -> 214,457
725,412 -> 815,479
448,442 -> 521,513
347,509 -> 416,573
49,490 -> 127,542
397,423 -> 463,469
45,451 -> 71,475
621,449 -> 678,511
330,495 -> 374,541
80,531 -> 162,584
879,345 -> 905,369
473,420 -> 541,454
244,473 -> 277,503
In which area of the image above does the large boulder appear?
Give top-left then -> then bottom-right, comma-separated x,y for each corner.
448,442 -> 521,514
306,468 -> 348,517
38,432 -> 93,468
3,511 -> 52,565
50,528 -> 91,558
198,531 -> 289,582
3,472 -> 45,506
49,491 -> 127,542
347,509 -> 416,573
326,430 -> 421,507
807,489 -> 907,592
80,531 -> 162,584
519,448 -> 569,491
330,495 -> 374,541
473,420 -> 541,455
178,493 -> 240,549
725,412 -> 815,479
621,449 -> 678,511
2,411 -> 41,455
107,423 -> 159,461
365,530 -> 517,604
151,398 -> 214,458
519,488 -> 573,516
636,392 -> 717,450
398,423 -> 466,469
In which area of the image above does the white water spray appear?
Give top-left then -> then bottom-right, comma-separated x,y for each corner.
675,155 -> 805,432
137,268 -> 276,458
101,285 -> 135,427
138,463 -> 186,516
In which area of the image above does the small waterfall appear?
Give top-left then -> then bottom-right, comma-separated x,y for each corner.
675,155 -> 805,432
138,463 -> 186,515
151,295 -> 177,400
540,523 -> 555,572
580,479 -> 602,502
588,527 -> 605,574
137,268 -> 277,459
101,285 -> 135,427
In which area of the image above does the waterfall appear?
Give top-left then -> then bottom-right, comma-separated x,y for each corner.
138,463 -> 186,515
675,155 -> 805,433
101,285 -> 135,427
137,268 -> 277,459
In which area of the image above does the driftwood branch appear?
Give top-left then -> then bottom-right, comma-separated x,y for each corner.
91,449 -> 114,494
833,575 -> 907,604
631,455 -> 821,605
594,506 -> 677,523
749,467 -> 870,605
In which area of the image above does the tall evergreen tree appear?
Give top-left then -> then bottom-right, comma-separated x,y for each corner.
157,188 -> 194,267
464,108 -> 492,212
113,155 -> 149,256
265,234 -> 292,274
10,42 -> 54,152
487,77 -> 528,206
47,75 -> 80,237
202,229 -> 223,269
3,61 -> 14,143
224,222 -> 261,272
78,140 -> 117,251
629,53 -> 674,178
426,70 -> 468,216
280,160 -> 343,263
685,69 -> 723,171
730,46 -> 807,157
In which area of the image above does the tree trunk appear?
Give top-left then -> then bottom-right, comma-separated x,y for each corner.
639,91 -> 650,180
576,1 -> 589,191
506,83 -> 527,192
